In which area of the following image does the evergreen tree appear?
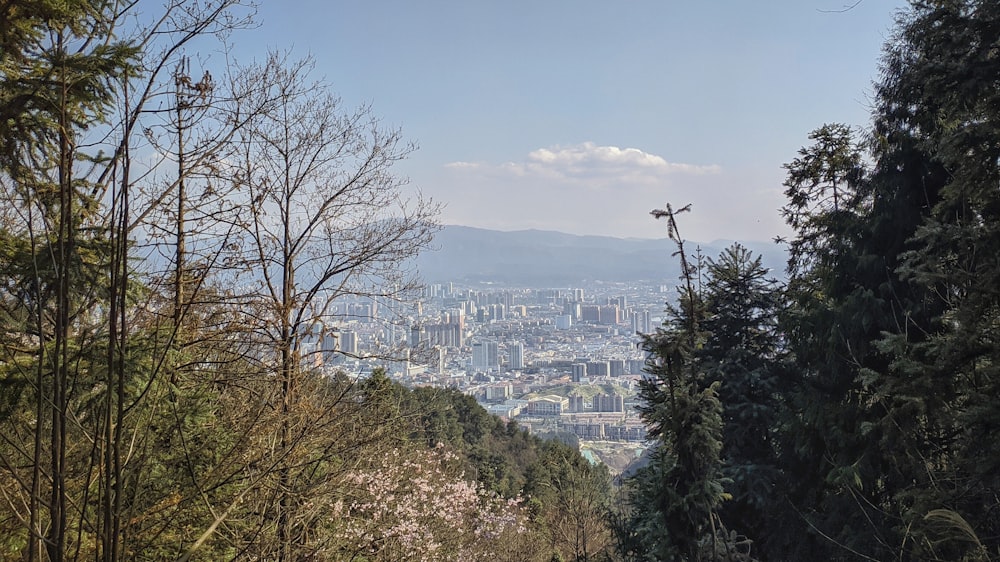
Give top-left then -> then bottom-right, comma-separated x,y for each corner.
776,123 -> 914,560
699,244 -> 784,559
775,5 -> 996,556
864,1 -> 1000,557
621,205 -> 752,562
0,3 -> 137,559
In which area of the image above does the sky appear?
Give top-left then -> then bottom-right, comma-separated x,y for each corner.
234,0 -> 910,243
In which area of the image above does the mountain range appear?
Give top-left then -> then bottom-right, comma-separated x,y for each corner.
414,225 -> 787,286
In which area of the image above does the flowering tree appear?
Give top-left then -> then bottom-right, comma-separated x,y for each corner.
330,445 -> 540,562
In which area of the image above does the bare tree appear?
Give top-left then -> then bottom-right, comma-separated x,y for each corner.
217,54 -> 439,560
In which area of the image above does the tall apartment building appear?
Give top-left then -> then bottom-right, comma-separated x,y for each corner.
425,323 -> 463,347
593,393 -> 625,412
631,309 -> 652,334
629,359 -> 646,375
581,304 -> 622,325
509,341 -> 525,370
563,301 -> 581,320
471,340 -> 499,370
608,359 -> 626,377
340,330 -> 358,356
409,325 -> 425,348
586,361 -> 610,378
580,305 -> 601,323
571,363 -> 588,383
319,329 -> 359,364
598,305 -> 621,325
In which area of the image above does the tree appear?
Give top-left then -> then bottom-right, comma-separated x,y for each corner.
219,54 -> 438,560
0,3 -> 136,559
0,2 -> 443,560
699,244 -> 785,559
620,204 -> 752,562
523,440 -> 614,562
774,122 -> 918,560
862,1 -> 1000,557
331,443 -> 538,562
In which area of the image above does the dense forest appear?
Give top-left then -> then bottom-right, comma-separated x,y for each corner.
2,0 -> 1000,561
619,1 -> 1000,560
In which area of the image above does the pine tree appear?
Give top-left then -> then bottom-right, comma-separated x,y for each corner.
864,1 -> 1000,557
0,3 -> 137,559
621,205 -> 752,562
698,244 -> 785,559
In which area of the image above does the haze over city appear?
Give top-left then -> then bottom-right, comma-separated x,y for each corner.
242,0 -> 908,242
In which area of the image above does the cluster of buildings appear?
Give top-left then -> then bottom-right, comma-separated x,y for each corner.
306,281 -> 672,444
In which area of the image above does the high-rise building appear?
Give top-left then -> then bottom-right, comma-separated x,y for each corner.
319,328 -> 359,364
629,359 -> 646,375
509,341 -> 524,370
587,361 -> 610,378
563,301 -> 581,319
425,323 -> 462,347
320,331 -> 339,364
599,305 -> 621,325
593,393 -> 625,412
472,340 -> 499,370
340,330 -> 358,356
631,309 -> 652,334
444,309 -> 466,332
348,302 -> 376,321
409,325 -> 425,348
499,291 -> 514,308
580,305 -> 601,323
571,363 -> 587,383
435,346 -> 445,374
490,303 -> 506,321
609,359 -> 626,377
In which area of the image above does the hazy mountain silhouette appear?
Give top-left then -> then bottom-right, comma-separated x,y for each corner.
415,225 -> 786,286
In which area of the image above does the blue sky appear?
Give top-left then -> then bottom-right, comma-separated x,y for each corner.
238,0 -> 908,242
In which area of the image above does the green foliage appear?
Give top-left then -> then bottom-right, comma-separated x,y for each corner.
775,120 -> 914,560
523,439 -> 614,561
757,3 -> 1000,560
698,244 -> 785,558
619,205 -> 753,562
862,1 -> 1000,557
9,0 -> 1000,560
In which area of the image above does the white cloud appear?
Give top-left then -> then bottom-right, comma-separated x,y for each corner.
428,142 -> 787,241
442,161 -> 482,169
445,142 -> 720,188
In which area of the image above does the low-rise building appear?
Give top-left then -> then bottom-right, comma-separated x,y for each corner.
526,395 -> 569,416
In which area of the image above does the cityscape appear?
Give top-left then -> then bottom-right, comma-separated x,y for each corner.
311,279 -> 678,472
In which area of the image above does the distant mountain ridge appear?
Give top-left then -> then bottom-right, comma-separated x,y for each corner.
414,225 -> 786,286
